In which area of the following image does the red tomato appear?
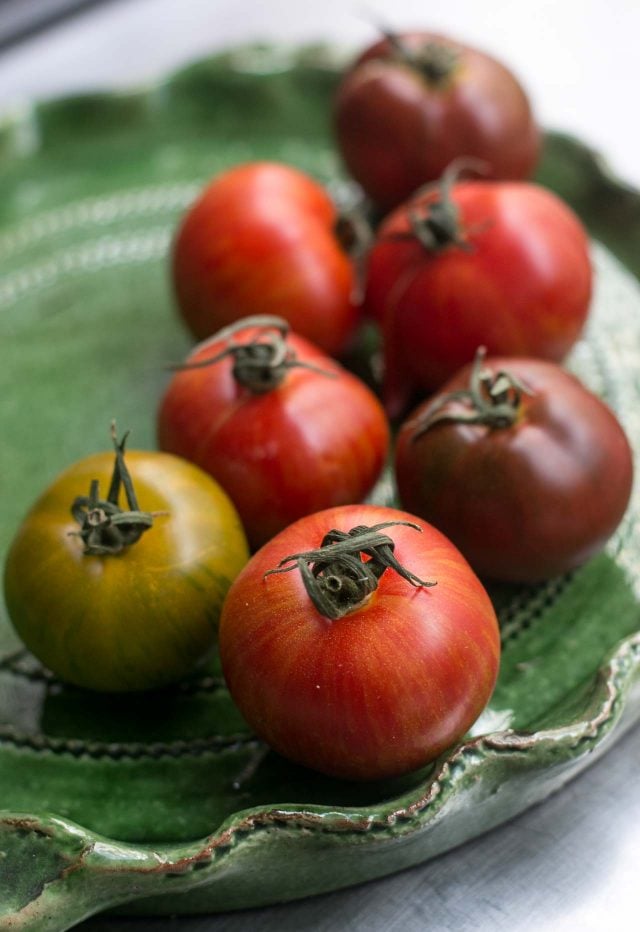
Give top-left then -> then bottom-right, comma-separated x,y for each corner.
171,161 -> 361,356
333,30 -> 540,211
219,504 -> 500,781
394,352 -> 634,583
364,176 -> 592,416
157,317 -> 390,550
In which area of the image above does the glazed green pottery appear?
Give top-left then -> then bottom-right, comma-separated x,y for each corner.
0,45 -> 639,930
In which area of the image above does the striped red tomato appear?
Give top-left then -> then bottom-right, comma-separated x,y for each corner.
219,504 -> 500,781
157,318 -> 390,550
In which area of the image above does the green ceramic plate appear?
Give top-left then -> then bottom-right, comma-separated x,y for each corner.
1,45 -> 639,931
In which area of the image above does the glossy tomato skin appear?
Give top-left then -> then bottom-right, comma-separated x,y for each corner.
3,451 -> 249,692
171,161 -> 360,356
365,181 -> 592,416
395,358 -> 634,583
334,31 -> 540,211
219,504 -> 500,782
157,326 -> 390,550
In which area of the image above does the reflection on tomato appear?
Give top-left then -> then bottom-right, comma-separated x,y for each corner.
219,504 -> 500,781
3,428 -> 249,692
395,351 -> 634,583
157,317 -> 390,550
364,173 -> 592,416
334,30 -> 540,211
171,161 -> 361,356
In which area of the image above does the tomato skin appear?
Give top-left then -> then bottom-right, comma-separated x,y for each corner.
395,358 -> 634,583
219,504 -> 500,782
333,31 -> 540,211
171,161 -> 360,356
3,451 -> 249,692
365,181 -> 592,415
157,325 -> 390,550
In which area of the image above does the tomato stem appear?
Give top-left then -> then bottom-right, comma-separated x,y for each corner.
171,316 -> 336,393
265,521 -> 435,620
70,423 -> 157,556
411,347 -> 534,439
384,158 -> 487,253
382,30 -> 459,86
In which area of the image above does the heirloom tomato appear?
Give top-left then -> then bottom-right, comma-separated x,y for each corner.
157,316 -> 390,550
395,351 -> 634,583
171,161 -> 361,356
3,427 -> 249,692
219,504 -> 500,781
333,29 -> 540,210
364,170 -> 592,415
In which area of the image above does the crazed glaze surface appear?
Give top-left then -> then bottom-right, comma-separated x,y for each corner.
0,45 -> 639,930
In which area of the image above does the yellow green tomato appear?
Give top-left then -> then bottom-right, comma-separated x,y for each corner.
3,431 -> 249,692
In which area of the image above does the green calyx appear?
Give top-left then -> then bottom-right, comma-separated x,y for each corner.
384,158 -> 487,253
383,31 -> 460,86
171,315 -> 335,393
265,521 -> 435,620
412,347 -> 534,440
70,423 -> 156,556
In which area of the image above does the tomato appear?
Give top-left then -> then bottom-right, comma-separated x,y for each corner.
364,173 -> 593,416
2,427 -> 249,692
219,503 -> 500,781
394,351 -> 634,583
171,161 -> 361,357
157,317 -> 390,551
333,30 -> 540,211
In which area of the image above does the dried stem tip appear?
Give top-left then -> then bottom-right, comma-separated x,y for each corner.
265,520 -> 435,620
